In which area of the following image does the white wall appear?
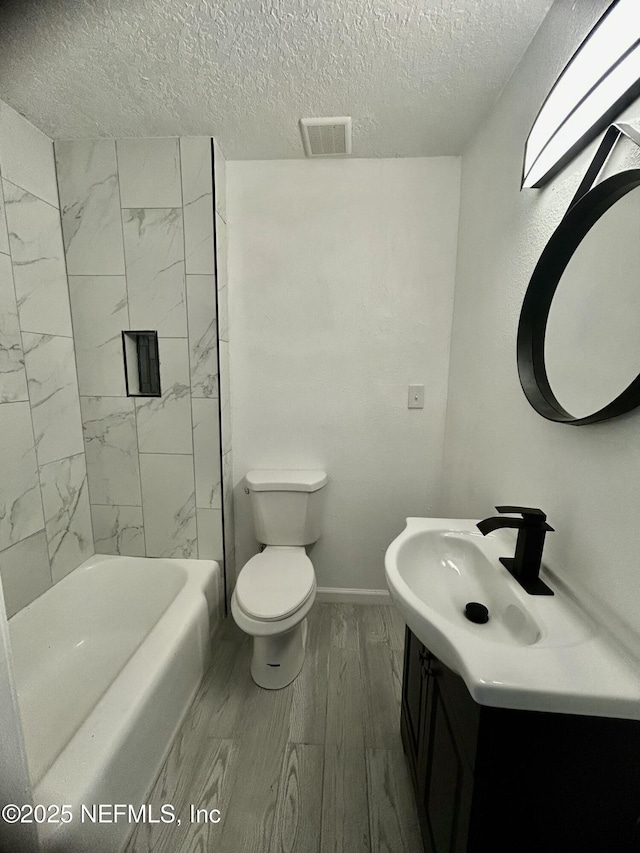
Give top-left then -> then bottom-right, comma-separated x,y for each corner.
442,0 -> 640,656
228,158 -> 460,589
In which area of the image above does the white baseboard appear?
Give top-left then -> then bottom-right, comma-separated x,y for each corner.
316,587 -> 392,605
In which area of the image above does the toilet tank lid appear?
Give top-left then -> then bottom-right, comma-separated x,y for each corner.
246,469 -> 327,492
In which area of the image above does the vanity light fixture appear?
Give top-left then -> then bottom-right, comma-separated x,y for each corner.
522,0 -> 640,188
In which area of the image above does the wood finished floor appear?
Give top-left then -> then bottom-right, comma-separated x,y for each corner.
125,603 -> 422,853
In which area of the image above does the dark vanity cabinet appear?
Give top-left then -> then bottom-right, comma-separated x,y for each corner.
401,627 -> 640,853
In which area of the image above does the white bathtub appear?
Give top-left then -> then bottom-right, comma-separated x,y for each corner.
8,554 -> 221,852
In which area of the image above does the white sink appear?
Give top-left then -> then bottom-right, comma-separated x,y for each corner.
385,518 -> 640,720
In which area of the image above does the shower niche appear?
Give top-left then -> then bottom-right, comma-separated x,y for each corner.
122,331 -> 161,397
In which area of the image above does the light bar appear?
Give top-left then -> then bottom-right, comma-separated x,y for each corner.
523,0 -> 640,188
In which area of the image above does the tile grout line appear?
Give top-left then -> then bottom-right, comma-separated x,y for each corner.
90,502 -> 142,509
137,451 -> 198,457
19,332 -> 74,340
0,526 -> 47,557
37,449 -> 87,469
1,175 -> 61,212
120,205 -> 184,211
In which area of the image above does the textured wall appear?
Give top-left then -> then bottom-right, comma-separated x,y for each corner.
442,0 -> 640,657
0,100 -> 94,618
0,0 -> 551,159
55,136 -> 226,564
228,157 -> 460,590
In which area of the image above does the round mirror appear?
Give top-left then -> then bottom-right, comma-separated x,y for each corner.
517,169 -> 640,424
544,185 -> 640,418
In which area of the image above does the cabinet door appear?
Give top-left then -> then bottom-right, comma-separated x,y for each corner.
402,627 -> 428,756
402,629 -> 434,852
424,665 -> 474,853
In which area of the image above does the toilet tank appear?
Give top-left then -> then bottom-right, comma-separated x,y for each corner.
246,470 -> 327,546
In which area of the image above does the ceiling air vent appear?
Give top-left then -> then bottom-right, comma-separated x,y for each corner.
299,117 -> 352,157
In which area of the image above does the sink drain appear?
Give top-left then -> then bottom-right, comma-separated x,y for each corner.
465,602 -> 489,624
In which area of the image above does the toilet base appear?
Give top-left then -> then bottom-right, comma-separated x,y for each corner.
250,618 -> 308,689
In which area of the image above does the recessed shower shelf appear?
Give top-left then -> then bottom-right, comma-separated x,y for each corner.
122,331 -> 161,397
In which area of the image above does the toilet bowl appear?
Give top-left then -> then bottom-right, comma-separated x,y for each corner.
231,546 -> 316,689
231,469 -> 327,689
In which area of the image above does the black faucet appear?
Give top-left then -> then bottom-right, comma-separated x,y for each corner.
477,506 -> 554,596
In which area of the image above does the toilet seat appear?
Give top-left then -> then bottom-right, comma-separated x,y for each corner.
235,547 -> 315,622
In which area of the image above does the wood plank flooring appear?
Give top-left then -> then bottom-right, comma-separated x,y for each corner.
125,604 -> 422,853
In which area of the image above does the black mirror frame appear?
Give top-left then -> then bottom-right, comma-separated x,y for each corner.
517,123 -> 640,425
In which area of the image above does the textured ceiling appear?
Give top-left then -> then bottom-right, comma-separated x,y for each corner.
0,0 -> 553,159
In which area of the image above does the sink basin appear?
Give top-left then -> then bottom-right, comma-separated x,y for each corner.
385,518 -> 640,720
400,530 -> 543,646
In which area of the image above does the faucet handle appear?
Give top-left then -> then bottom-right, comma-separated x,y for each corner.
495,506 -> 554,530
495,505 -> 545,517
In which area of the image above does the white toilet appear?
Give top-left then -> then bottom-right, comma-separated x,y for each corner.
231,469 -> 327,689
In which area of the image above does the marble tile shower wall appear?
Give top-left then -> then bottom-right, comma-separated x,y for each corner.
0,103 -> 94,618
55,137 -> 227,565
